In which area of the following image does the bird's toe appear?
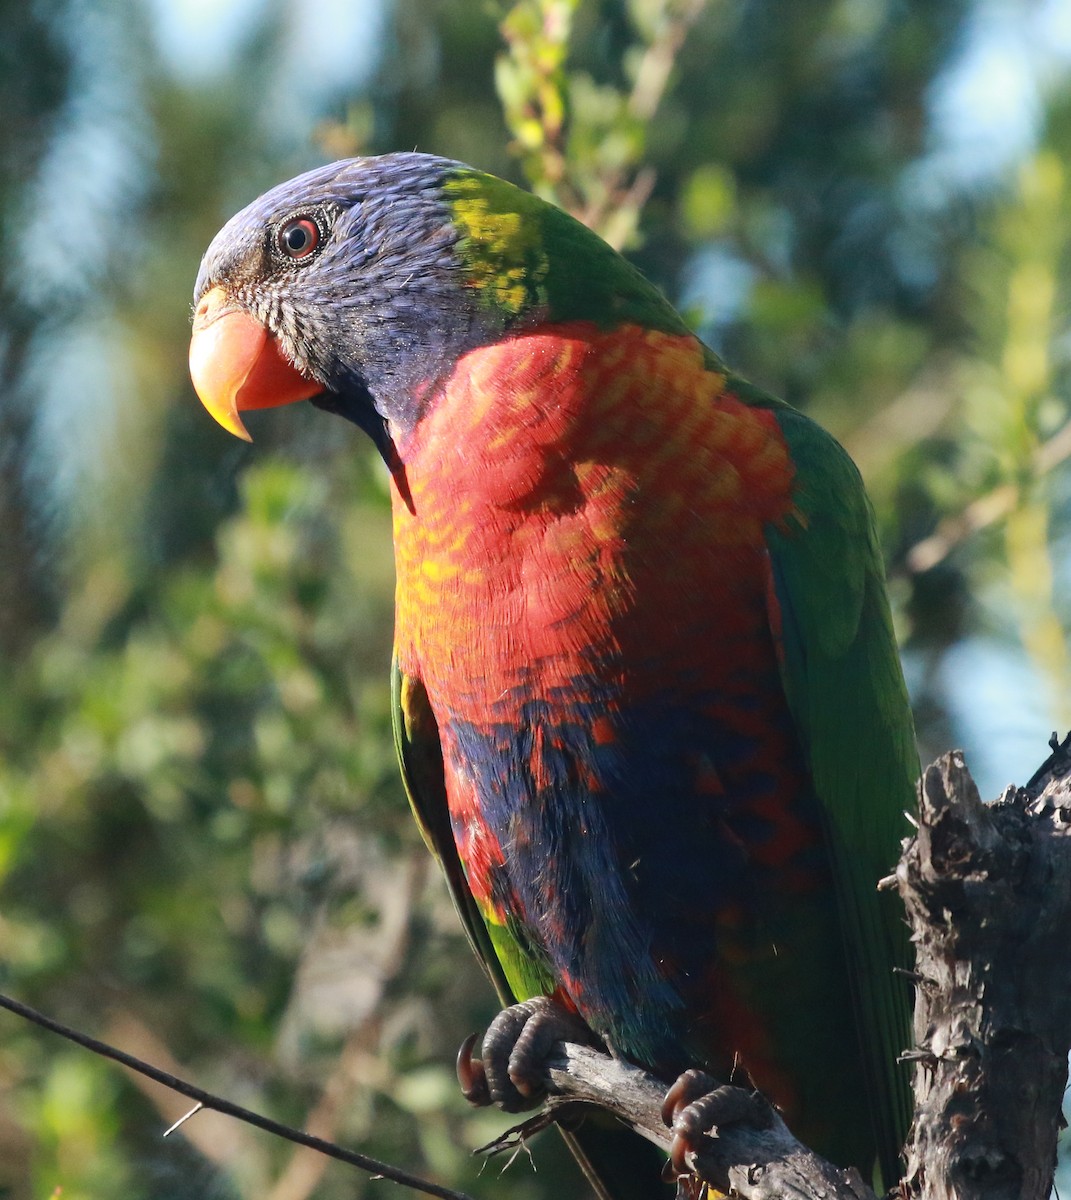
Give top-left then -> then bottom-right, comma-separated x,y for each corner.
662,1069 -> 772,1178
458,996 -> 595,1113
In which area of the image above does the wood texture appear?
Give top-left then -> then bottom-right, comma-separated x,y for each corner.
898,741 -> 1071,1200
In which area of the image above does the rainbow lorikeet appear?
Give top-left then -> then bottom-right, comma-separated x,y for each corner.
189,153 -> 916,1197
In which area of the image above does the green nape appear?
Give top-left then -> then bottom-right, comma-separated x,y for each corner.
443,168 -> 691,336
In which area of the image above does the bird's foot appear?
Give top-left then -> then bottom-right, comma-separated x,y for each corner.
456,996 -> 595,1113
661,1068 -> 772,1178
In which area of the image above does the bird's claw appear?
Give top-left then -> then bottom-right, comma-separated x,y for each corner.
455,996 -> 594,1113
661,1068 -> 771,1178
456,1032 -> 491,1105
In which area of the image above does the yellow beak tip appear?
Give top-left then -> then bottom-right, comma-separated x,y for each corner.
216,408 -> 254,442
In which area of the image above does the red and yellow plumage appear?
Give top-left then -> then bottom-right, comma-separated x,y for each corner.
392,321 -> 845,1131
394,322 -> 796,696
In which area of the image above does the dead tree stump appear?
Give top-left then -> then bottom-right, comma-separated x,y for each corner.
897,740 -> 1071,1200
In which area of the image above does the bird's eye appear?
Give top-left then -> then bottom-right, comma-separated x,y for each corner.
277,217 -> 321,261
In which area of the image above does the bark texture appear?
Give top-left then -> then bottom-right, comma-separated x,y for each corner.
897,742 -> 1071,1200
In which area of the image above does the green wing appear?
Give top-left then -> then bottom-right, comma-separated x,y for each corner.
765,406 -> 917,1187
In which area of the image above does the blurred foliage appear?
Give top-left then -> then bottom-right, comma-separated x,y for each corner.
496,0 -> 710,247
1,0 -> 1071,1197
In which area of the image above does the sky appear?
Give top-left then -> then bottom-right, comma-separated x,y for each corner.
922,0 -> 1071,192
147,0 -> 388,92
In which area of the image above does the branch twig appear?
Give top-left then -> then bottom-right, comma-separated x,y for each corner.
905,416 -> 1071,574
267,851 -> 430,1200
0,991 -> 474,1200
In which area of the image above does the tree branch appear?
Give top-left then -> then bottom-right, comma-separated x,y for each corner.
904,416 -> 1071,574
479,1043 -> 878,1200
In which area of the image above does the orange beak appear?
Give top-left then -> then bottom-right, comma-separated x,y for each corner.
189,286 -> 323,440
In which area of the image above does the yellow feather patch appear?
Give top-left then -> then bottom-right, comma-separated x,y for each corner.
444,173 -> 550,316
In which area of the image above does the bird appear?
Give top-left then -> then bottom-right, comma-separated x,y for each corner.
189,152 -> 916,1198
